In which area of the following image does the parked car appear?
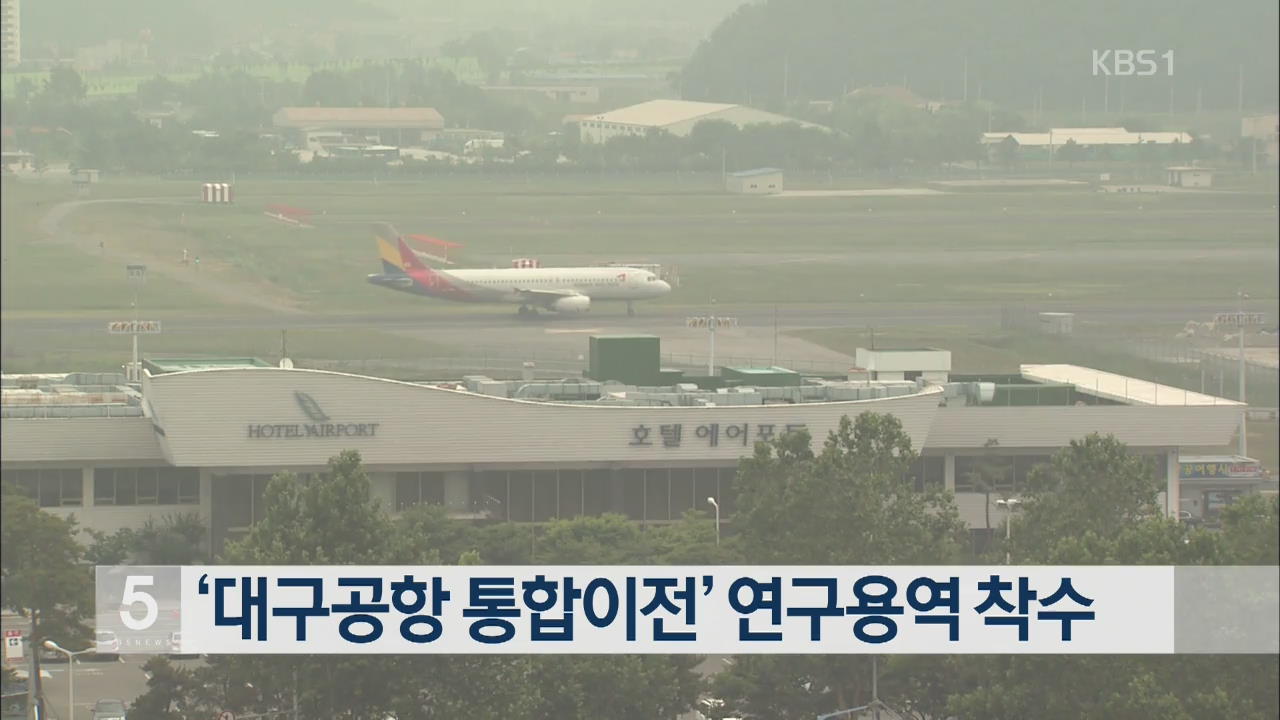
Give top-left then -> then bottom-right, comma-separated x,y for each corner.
90,698 -> 127,720
86,630 -> 120,662
166,631 -> 199,659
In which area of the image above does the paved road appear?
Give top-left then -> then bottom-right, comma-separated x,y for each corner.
2,299 -> 1262,335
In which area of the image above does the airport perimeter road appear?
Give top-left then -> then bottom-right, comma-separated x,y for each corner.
1,299 -> 1263,335
39,656 -> 207,720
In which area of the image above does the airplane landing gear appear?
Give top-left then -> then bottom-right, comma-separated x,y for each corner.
517,305 -> 536,317
626,301 -> 636,317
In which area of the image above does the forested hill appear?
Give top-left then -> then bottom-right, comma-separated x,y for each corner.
680,0 -> 1279,114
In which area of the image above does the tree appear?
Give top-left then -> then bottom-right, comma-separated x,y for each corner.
714,413 -> 966,716
1056,138 -> 1085,167
947,435 -> 1279,719
1010,433 -> 1162,562
963,438 -> 1011,546
0,484 -> 91,705
195,451 -> 410,720
129,657 -> 195,720
45,65 -> 87,103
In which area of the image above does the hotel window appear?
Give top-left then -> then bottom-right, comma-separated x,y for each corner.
2,469 -> 83,507
395,472 -> 445,511
94,468 -> 199,506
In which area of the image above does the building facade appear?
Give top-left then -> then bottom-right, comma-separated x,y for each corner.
1,360 -> 1248,555
579,100 -> 824,144
0,0 -> 18,68
726,168 -> 783,194
271,107 -> 445,150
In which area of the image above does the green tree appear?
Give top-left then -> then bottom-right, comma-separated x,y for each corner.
194,451 -> 409,720
129,657 -> 196,720
715,413 -> 966,716
0,485 -> 92,704
947,435 -> 1279,719
1056,138 -> 1085,167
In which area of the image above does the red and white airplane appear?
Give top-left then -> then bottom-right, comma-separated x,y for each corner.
367,225 -> 671,316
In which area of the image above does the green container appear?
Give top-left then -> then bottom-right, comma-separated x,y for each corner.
988,383 -> 1075,406
588,335 -> 661,385
658,368 -> 686,384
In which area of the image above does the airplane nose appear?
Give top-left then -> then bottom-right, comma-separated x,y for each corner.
657,280 -> 672,294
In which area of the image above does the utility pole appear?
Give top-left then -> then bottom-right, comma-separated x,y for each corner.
1238,65 -> 1244,113
772,304 -> 779,367
127,264 -> 147,382
25,636 -> 37,720
783,52 -> 789,103
962,55 -> 968,102
1238,290 -> 1248,456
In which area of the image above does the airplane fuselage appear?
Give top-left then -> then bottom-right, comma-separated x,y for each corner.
367,265 -> 671,305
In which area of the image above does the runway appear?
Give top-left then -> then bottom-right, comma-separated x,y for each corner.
0,299 -> 1262,335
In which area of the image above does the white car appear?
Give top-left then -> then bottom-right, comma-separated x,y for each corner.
93,630 -> 121,660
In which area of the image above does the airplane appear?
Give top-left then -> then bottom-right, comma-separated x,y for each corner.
366,225 -> 672,316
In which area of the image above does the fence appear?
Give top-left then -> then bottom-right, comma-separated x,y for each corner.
292,350 -> 851,382
1000,304 -> 1280,407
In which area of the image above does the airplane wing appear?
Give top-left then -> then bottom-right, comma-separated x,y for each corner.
514,287 -> 586,308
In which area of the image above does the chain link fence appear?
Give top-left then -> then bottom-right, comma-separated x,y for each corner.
1001,304 -> 1279,407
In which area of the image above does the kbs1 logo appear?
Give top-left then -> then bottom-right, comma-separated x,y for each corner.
1092,49 -> 1174,76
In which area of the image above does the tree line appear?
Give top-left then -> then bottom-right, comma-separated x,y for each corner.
5,62 -> 1240,180
678,0 -> 1279,114
3,412 -> 1277,718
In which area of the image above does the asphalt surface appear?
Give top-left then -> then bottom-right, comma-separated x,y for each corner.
2,299 -> 1263,335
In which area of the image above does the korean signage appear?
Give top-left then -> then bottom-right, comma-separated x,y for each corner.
246,392 -> 381,440
629,422 -> 807,448
3,629 -> 22,663
1213,312 -> 1266,327
1180,460 -> 1264,480
686,316 -> 738,329
107,320 -> 162,334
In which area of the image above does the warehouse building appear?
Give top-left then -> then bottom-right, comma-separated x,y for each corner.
3,342 -> 1256,554
726,168 -> 783,194
271,107 -> 446,149
578,99 -> 824,144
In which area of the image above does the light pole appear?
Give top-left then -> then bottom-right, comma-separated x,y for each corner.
42,640 -> 92,720
995,498 -> 1022,564
706,496 -> 720,546
686,305 -> 737,378
126,264 -> 146,381
1237,289 -> 1248,456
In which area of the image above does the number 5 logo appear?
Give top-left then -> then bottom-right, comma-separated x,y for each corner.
119,575 -> 158,631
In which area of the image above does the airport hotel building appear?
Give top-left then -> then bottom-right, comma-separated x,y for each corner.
1,349 -> 1264,554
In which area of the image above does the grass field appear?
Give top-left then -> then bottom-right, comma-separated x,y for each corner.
2,173 -> 1277,376
3,175 -> 1276,314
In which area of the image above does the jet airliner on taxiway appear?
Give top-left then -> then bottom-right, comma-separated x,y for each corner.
366,225 -> 672,315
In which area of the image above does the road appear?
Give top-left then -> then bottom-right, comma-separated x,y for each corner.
0,299 -> 1256,335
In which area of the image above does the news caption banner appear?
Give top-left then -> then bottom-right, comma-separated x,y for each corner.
95,566 -> 1278,655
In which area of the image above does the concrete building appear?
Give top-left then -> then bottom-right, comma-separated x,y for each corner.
726,168 -> 782,194
578,99 -> 823,144
1241,114 -> 1279,168
1166,166 -> 1214,188
482,85 -> 601,105
0,0 -> 18,67
2,352 -> 1254,554
982,127 -> 1195,162
271,107 -> 445,149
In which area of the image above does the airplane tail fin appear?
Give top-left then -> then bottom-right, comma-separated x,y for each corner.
374,223 -> 407,274
373,221 -> 456,270
396,236 -> 430,273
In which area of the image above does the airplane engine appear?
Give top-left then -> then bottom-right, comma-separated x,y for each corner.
551,295 -> 591,313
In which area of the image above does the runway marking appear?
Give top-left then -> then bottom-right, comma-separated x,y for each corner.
545,328 -> 603,334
